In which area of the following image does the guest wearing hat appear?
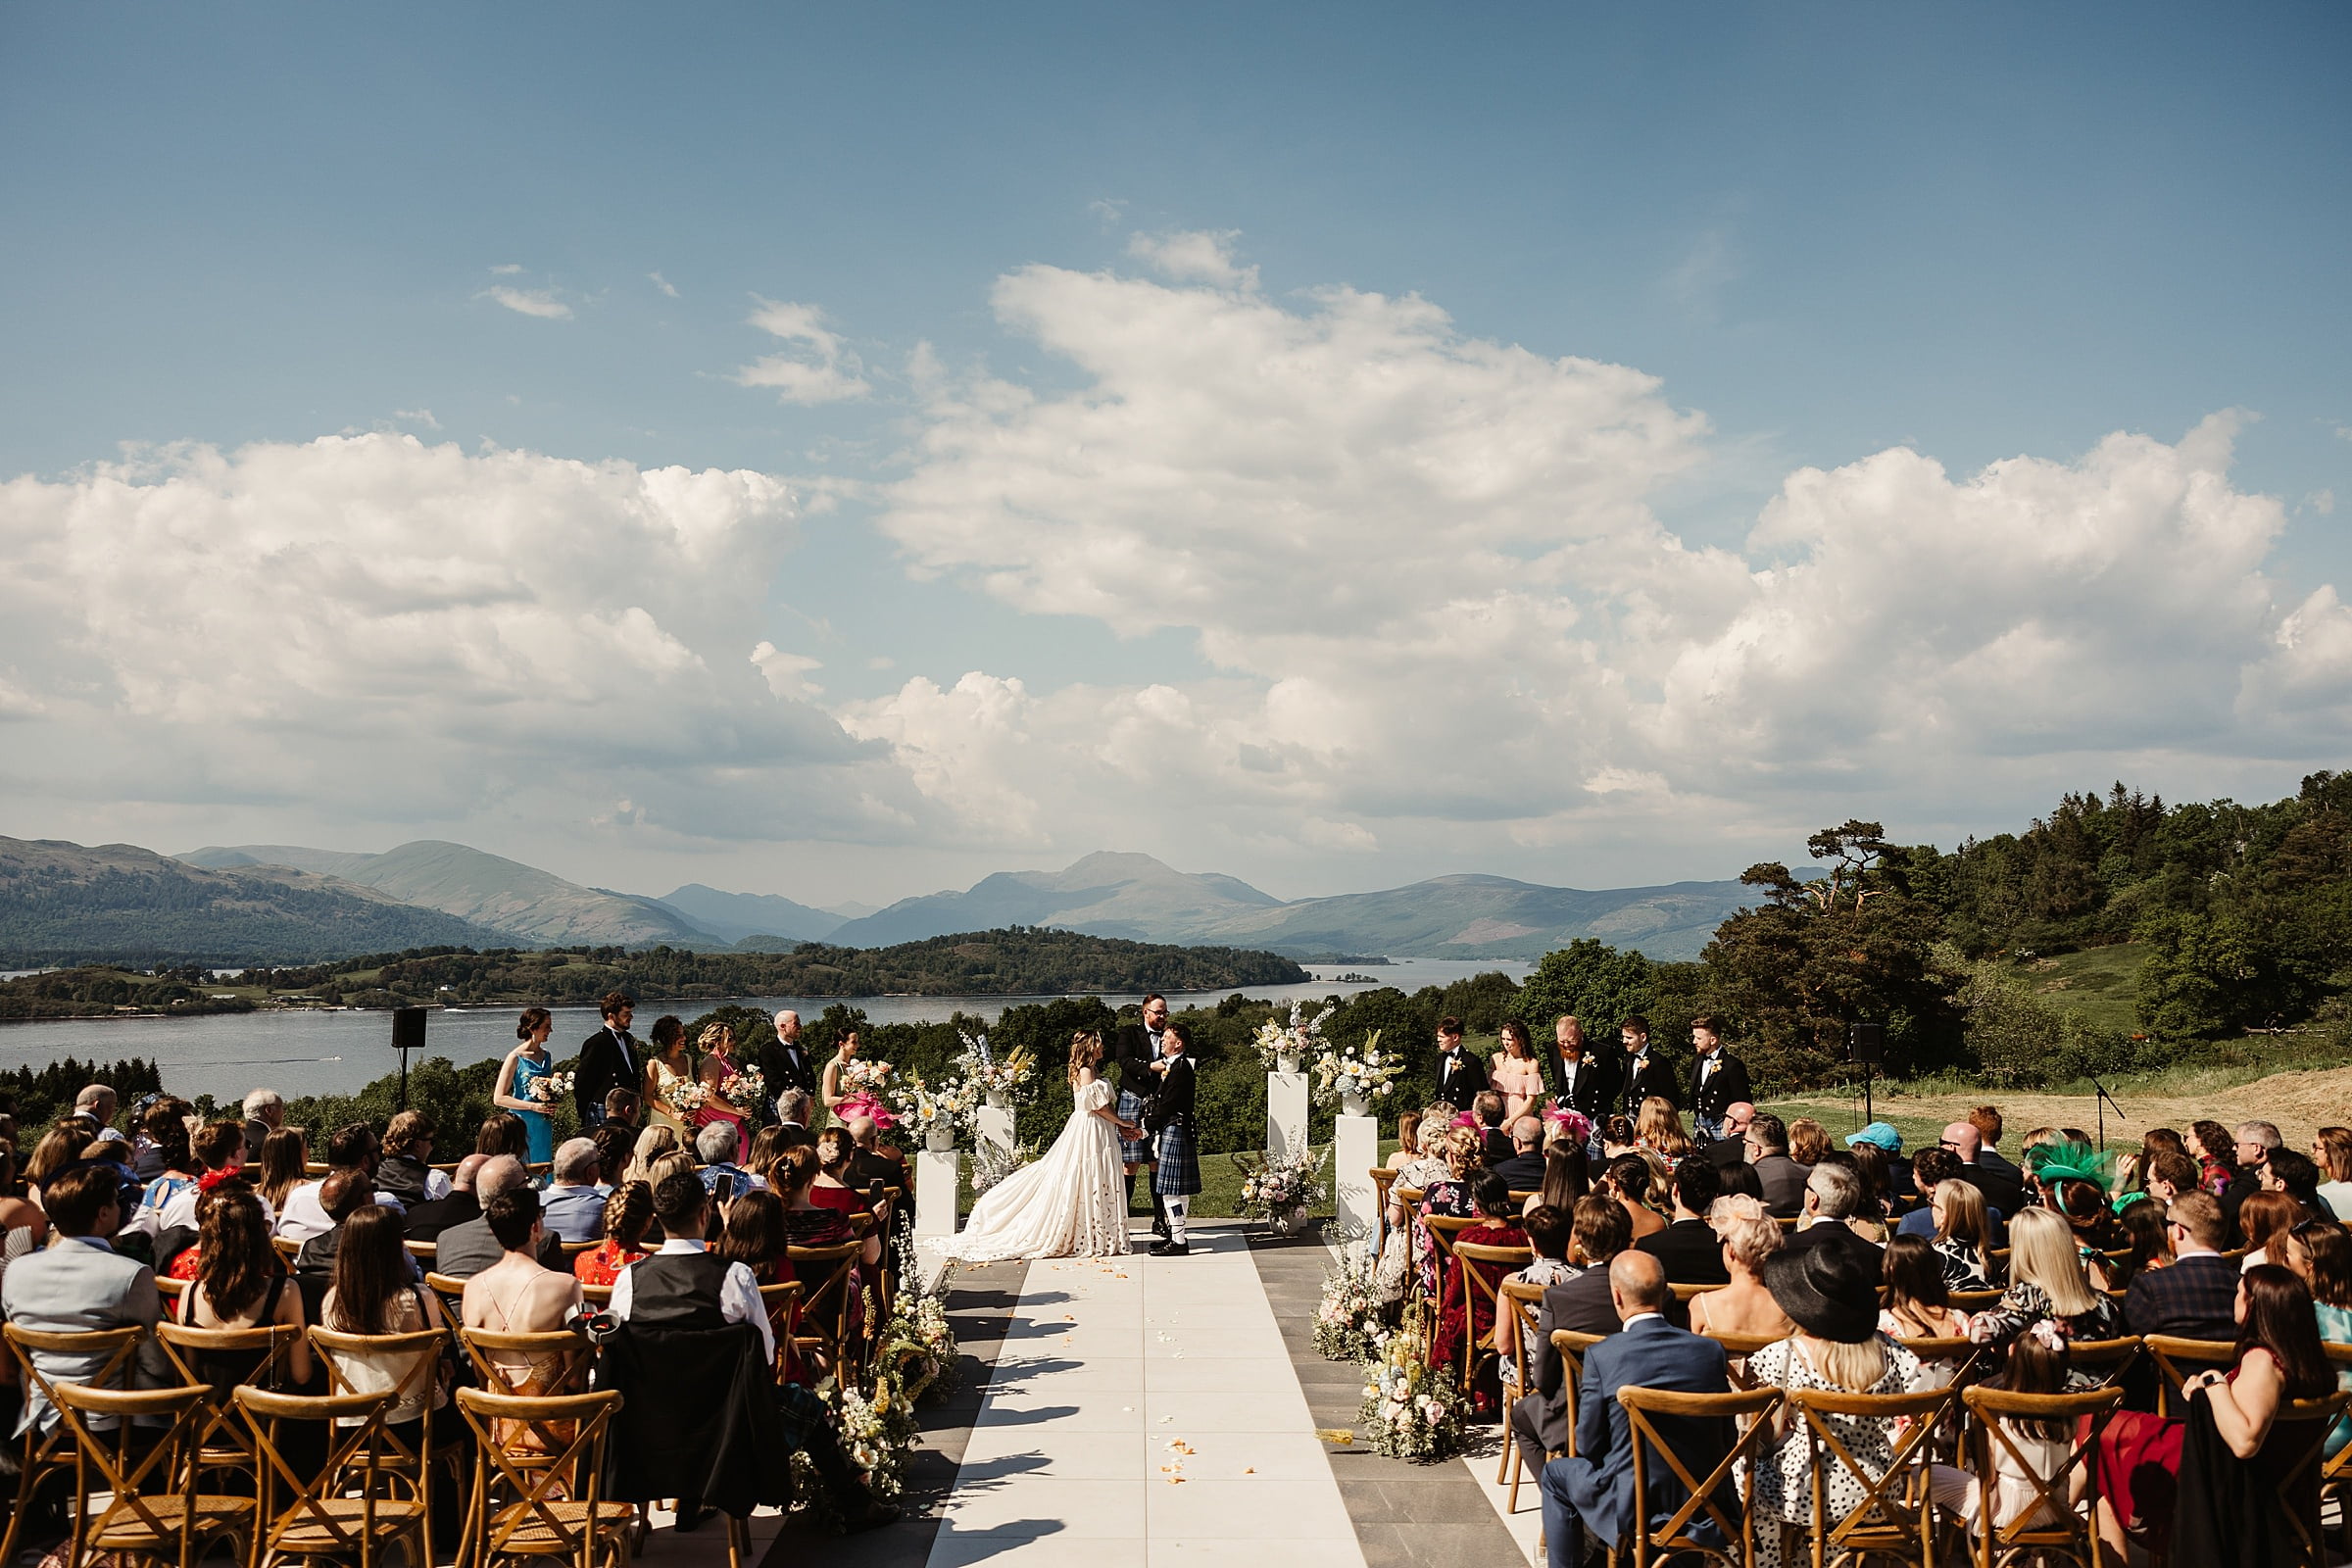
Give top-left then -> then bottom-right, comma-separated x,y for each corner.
1845,1121 -> 1916,1205
1743,1241 -> 1927,1568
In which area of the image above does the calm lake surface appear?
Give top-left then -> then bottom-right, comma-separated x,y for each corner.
0,957 -> 1530,1100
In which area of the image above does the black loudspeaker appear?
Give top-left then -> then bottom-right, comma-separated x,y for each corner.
1847,1022 -> 1885,1065
392,1007 -> 427,1054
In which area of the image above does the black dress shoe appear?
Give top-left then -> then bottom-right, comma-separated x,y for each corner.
1149,1240 -> 1189,1256
674,1499 -> 708,1533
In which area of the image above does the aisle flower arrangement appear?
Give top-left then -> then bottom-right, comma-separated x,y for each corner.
890,1071 -> 980,1142
952,1031 -> 1037,1103
1310,1029 -> 1403,1111
1313,1240 -> 1386,1361
1250,999 -> 1333,1069
809,1374 -> 918,1503
873,1232 -> 962,1402
1358,1305 -> 1471,1461
1232,1144 -> 1329,1223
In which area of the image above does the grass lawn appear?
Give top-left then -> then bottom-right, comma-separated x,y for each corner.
2008,942 -> 2147,1035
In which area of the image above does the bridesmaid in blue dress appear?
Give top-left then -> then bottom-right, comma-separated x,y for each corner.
494,1006 -> 558,1167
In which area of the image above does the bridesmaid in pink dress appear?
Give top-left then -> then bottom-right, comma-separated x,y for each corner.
1490,1019 -> 1547,1122
691,1020 -> 754,1144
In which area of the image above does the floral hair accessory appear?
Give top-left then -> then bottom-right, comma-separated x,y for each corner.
2025,1140 -> 2118,1194
1541,1106 -> 1594,1148
2025,1318 -> 2067,1354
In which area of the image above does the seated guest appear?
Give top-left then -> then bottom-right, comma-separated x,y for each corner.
1510,1196 -> 1635,1470
434,1155 -> 564,1277
810,1129 -> 871,1213
400,1152 -> 488,1242
477,1112 -> 530,1164
1705,1102 -> 1755,1169
1492,1117 -> 1549,1193
2142,1148 -> 2203,1208
775,1145 -> 882,1269
2112,1194 -> 2175,1286
1797,1161 -> 1886,1249
122,1100 -> 198,1229
255,1128 -> 309,1217
1844,1121 -> 1913,1205
1474,1091 -> 1515,1169
717,1187 -> 808,1382
1639,1155 -> 1731,1286
174,1186 -> 312,1388
126,1094 -> 185,1183
0,1146 -> 49,1295
1880,1234 -> 1971,1340
1536,1252 -> 1735,1568
1946,1118 -> 2027,1217
540,1138 -> 612,1244
618,1125 -> 681,1189
1932,1173 -> 1998,1291
695,1122 -> 762,1205
2239,1190 -> 2299,1271
2313,1128 -> 2352,1221
602,1088 -> 642,1136
575,1181 -> 656,1287
1603,1154 -> 1667,1244
0,1164 -> 175,1433
1429,1171 -> 1528,1403
1746,1242 -> 1926,1563
1523,1142 -> 1592,1220
2280,1217 -> 2352,1453
461,1187 -> 582,1342
1927,1323 -> 2088,1533
1687,1193 -> 1793,1343
1718,1161 -> 1765,1203
2096,1264 -> 2335,1558
772,1088 -> 813,1139
610,1171 -> 895,1532
293,1168 -> 375,1276
1498,1202 -> 1577,1392
239,1089 -> 284,1174
844,1115 -> 908,1209
2126,1192 -> 2240,1342
375,1111 -> 452,1206
1788,1117 -> 1832,1169
2260,1149 -> 2328,1221
588,1123 -> 637,1189
1970,1206 -> 2122,1348
144,1120 -> 266,1237
318,1205 -> 451,1459
1385,1110 -> 1426,1174
1744,1113 -> 1811,1219
276,1123 -> 402,1243
1635,1096 -> 1695,1170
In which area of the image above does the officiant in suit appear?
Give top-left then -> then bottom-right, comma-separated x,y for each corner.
1686,1013 -> 1752,1143
1619,1015 -> 1678,1113
1148,1021 -> 1200,1256
1115,994 -> 1168,1223
1546,1015 -> 1621,1129
768,1009 -> 818,1102
1433,1016 -> 1488,1112
574,992 -> 640,1128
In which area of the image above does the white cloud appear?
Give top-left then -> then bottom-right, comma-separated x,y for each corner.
649,271 -> 679,299
393,408 -> 440,429
751,642 -> 824,700
845,251 -> 2351,866
2307,488 -> 2335,515
483,286 -> 571,320
1124,228 -> 1256,289
0,434 -> 919,847
731,297 -> 870,404
490,264 -> 524,275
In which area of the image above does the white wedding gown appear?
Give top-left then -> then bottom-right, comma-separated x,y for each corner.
924,1076 -> 1131,1262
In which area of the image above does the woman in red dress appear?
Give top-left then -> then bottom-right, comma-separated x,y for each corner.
1427,1169 -> 1527,1412
809,1128 -> 873,1218
572,1181 -> 654,1287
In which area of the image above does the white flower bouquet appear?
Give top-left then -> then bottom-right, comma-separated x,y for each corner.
873,1231 -> 962,1401
1313,1241 -> 1387,1362
1311,1028 -> 1404,1110
811,1373 -> 918,1502
841,1058 -> 895,1094
890,1072 -> 981,1137
951,1031 -> 1036,1102
1358,1306 -> 1471,1461
1251,998 -> 1333,1069
1232,1144 -> 1329,1221
720,1062 -> 765,1107
525,1070 -> 574,1105
662,1076 -> 710,1117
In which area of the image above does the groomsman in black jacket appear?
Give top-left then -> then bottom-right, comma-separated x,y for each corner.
1686,1013 -> 1753,1143
1547,1016 -> 1621,1129
574,992 -> 640,1128
1433,1016 -> 1488,1112
1619,1016 -> 1678,1115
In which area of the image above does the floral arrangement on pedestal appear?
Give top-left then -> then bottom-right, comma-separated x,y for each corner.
1251,999 -> 1333,1071
524,1070 -> 575,1106
952,1031 -> 1037,1106
836,1058 -> 898,1129
1311,1029 -> 1403,1116
890,1071 -> 980,1149
1313,1240 -> 1387,1361
1232,1144 -> 1329,1236
1358,1305 -> 1472,1461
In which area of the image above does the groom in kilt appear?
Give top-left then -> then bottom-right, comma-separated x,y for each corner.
1116,994 -> 1170,1224
1149,1019 -> 1201,1256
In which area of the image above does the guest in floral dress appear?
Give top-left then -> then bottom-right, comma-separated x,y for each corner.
1428,1171 -> 1528,1406
1932,1177 -> 1999,1291
1497,1200 -> 1576,1391
1968,1207 -> 2123,1350
1412,1128 -> 1480,1298
1746,1240 -> 1926,1568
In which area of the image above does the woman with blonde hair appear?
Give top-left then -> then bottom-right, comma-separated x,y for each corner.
1635,1096 -> 1694,1167
1933,1175 -> 1998,1291
923,1030 -> 1140,1261
1969,1205 -> 2121,1347
1689,1194 -> 1794,1343
691,1019 -> 753,1146
1386,1108 -> 1425,1173
618,1124 -> 680,1189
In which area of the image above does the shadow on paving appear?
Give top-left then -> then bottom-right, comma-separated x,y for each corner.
1249,1230 -> 1526,1568
759,1255 -> 1029,1568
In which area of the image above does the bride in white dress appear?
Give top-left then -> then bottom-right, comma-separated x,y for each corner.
926,1031 -> 1142,1262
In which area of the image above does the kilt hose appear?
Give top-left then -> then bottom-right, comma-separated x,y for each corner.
1152,1119 -> 1201,1197
1117,1088 -> 1152,1165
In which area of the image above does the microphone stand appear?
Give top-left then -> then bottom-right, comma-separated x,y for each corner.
2092,1079 -> 2126,1152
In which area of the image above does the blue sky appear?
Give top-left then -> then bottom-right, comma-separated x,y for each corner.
2,5 -> 2347,905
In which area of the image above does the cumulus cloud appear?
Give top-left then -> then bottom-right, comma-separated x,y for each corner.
649,271 -> 679,298
732,297 -> 870,404
0,434 -> 916,847
843,243 -> 2351,865
483,286 -> 571,320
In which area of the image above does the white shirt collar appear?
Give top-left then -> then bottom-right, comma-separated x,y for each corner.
655,1238 -> 708,1254
1621,1310 -> 1665,1328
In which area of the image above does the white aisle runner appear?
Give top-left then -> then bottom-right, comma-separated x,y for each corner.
925,1227 -> 1368,1568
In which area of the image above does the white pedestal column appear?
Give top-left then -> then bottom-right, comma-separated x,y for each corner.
976,1102 -> 1016,1164
914,1149 -> 959,1242
1266,1071 -> 1309,1162
1334,1113 -> 1378,1240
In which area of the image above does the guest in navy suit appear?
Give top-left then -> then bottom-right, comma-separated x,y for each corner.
1538,1251 -> 1736,1568
2125,1191 -> 2240,1342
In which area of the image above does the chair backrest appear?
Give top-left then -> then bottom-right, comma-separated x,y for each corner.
559,1239 -> 598,1257
1947,1288 -> 2004,1312
234,1385 -> 415,1561
453,1388 -> 623,1561
50,1381 -> 221,1557
1619,1385 -> 1783,1568
2067,1334 -> 2143,1385
578,1281 -> 613,1308
1890,1334 -> 1982,1385
1962,1383 -> 2125,1555
787,1241 -> 862,1373
1669,1281 -> 1724,1302
1699,1327 -> 1785,1358
404,1239 -> 438,1263
308,1322 -> 450,1493
270,1235 -> 301,1261
2142,1334 -> 2237,1416
155,1275 -> 186,1304
456,1325 -> 593,1396
1498,1280 -> 1546,1394
1788,1384 -> 1957,1557
1548,1328 -> 1607,1457
1393,1186 -> 1425,1208
421,1271 -> 469,1319
157,1320 -> 304,1477
2273,1392 -> 2352,1562
1422,1213 -> 1480,1266
1,1322 -> 146,1432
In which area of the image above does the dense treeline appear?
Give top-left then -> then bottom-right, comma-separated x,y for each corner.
0,967 -> 255,1019
0,1055 -> 166,1129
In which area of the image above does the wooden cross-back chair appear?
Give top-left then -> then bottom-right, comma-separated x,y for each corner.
423,1270 -> 471,1322
1618,1384 -> 1784,1568
560,1238 -> 599,1258
235,1386 -> 428,1568
1788,1383 -> 1957,1568
52,1380 -> 251,1568
2271,1393 -> 2352,1568
156,1320 -> 305,1494
2141,1335 -> 2238,1418
1369,1167 -> 1398,1256
758,1280 -> 805,1384
455,1388 -> 637,1568
1670,1282 -> 1726,1303
2317,1342 -> 2352,1530
270,1234 -> 302,1262
1420,1211 -> 1480,1296
1959,1382 -> 2123,1568
2065,1335 -> 2143,1388
578,1281 -> 613,1310
788,1239 -> 864,1385
1450,1239 -> 1533,1396
0,1323 -> 147,1568
1496,1279 -> 1548,1506
309,1323 -> 455,1523
1947,1289 -> 2005,1313
405,1238 -> 439,1264
1547,1328 -> 1608,1457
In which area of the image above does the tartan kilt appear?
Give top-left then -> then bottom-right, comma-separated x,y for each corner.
1117,1089 -> 1152,1164
1152,1120 -> 1201,1196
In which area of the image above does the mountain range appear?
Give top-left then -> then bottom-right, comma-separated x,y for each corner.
2,834 -> 1756,965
